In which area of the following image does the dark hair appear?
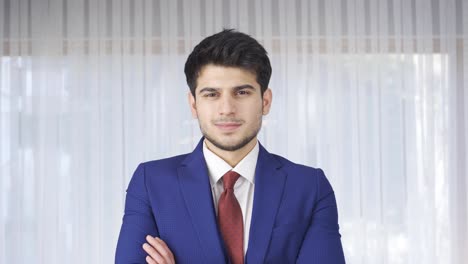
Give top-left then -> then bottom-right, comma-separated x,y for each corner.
184,29 -> 272,97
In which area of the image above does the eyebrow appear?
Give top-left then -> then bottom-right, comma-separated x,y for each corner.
198,84 -> 256,94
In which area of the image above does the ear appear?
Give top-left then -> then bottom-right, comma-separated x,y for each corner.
262,88 -> 272,115
188,92 -> 198,118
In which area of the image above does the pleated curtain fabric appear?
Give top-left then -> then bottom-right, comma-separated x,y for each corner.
1,0 -> 467,263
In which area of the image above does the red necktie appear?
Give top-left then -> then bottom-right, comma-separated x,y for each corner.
218,170 -> 244,264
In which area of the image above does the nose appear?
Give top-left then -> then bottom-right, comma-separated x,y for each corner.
218,94 -> 236,116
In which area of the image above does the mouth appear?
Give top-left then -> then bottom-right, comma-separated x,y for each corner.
214,122 -> 242,132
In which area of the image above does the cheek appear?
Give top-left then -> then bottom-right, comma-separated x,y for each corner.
194,106 -> 212,122
252,103 -> 265,117
240,110 -> 263,126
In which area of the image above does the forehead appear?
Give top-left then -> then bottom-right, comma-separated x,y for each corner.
196,64 -> 259,90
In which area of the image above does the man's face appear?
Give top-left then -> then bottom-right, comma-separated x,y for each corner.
188,64 -> 272,152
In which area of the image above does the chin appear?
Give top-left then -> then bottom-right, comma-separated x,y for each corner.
211,135 -> 257,152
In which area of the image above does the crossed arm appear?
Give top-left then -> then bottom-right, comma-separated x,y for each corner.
116,164 -> 345,263
140,171 -> 345,264
114,163 -> 177,264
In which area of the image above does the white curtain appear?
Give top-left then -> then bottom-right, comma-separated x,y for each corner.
1,0 -> 467,263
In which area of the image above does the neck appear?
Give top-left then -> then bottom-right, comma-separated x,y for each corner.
204,138 -> 257,167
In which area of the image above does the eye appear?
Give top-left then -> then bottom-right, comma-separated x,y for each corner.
204,92 -> 218,97
237,90 -> 250,95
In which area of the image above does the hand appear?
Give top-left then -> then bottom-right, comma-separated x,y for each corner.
142,235 -> 176,264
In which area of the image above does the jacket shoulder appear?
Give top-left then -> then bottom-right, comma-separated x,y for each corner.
270,154 -> 334,197
140,153 -> 189,172
270,153 -> 323,174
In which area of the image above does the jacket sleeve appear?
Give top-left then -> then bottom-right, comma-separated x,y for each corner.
296,169 -> 346,263
115,163 -> 159,264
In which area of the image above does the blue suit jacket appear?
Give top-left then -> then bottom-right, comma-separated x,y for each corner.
115,138 -> 345,263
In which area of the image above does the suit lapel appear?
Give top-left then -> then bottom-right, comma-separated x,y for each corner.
177,139 -> 227,263
245,143 -> 287,263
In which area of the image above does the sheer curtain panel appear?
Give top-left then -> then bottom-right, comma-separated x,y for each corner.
1,0 -> 467,263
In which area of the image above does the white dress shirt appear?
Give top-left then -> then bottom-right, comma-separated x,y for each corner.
203,139 -> 259,256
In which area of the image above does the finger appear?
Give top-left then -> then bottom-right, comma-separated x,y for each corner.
154,237 -> 175,260
145,255 -> 157,264
146,236 -> 175,264
146,236 -> 174,264
142,242 -> 165,264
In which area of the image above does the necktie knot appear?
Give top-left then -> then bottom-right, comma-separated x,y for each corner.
223,170 -> 240,190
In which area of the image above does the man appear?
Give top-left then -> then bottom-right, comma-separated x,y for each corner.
115,29 -> 345,264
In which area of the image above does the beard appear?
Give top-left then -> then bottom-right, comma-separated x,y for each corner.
200,117 -> 262,152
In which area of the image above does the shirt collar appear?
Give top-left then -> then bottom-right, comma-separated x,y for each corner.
203,139 -> 259,187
